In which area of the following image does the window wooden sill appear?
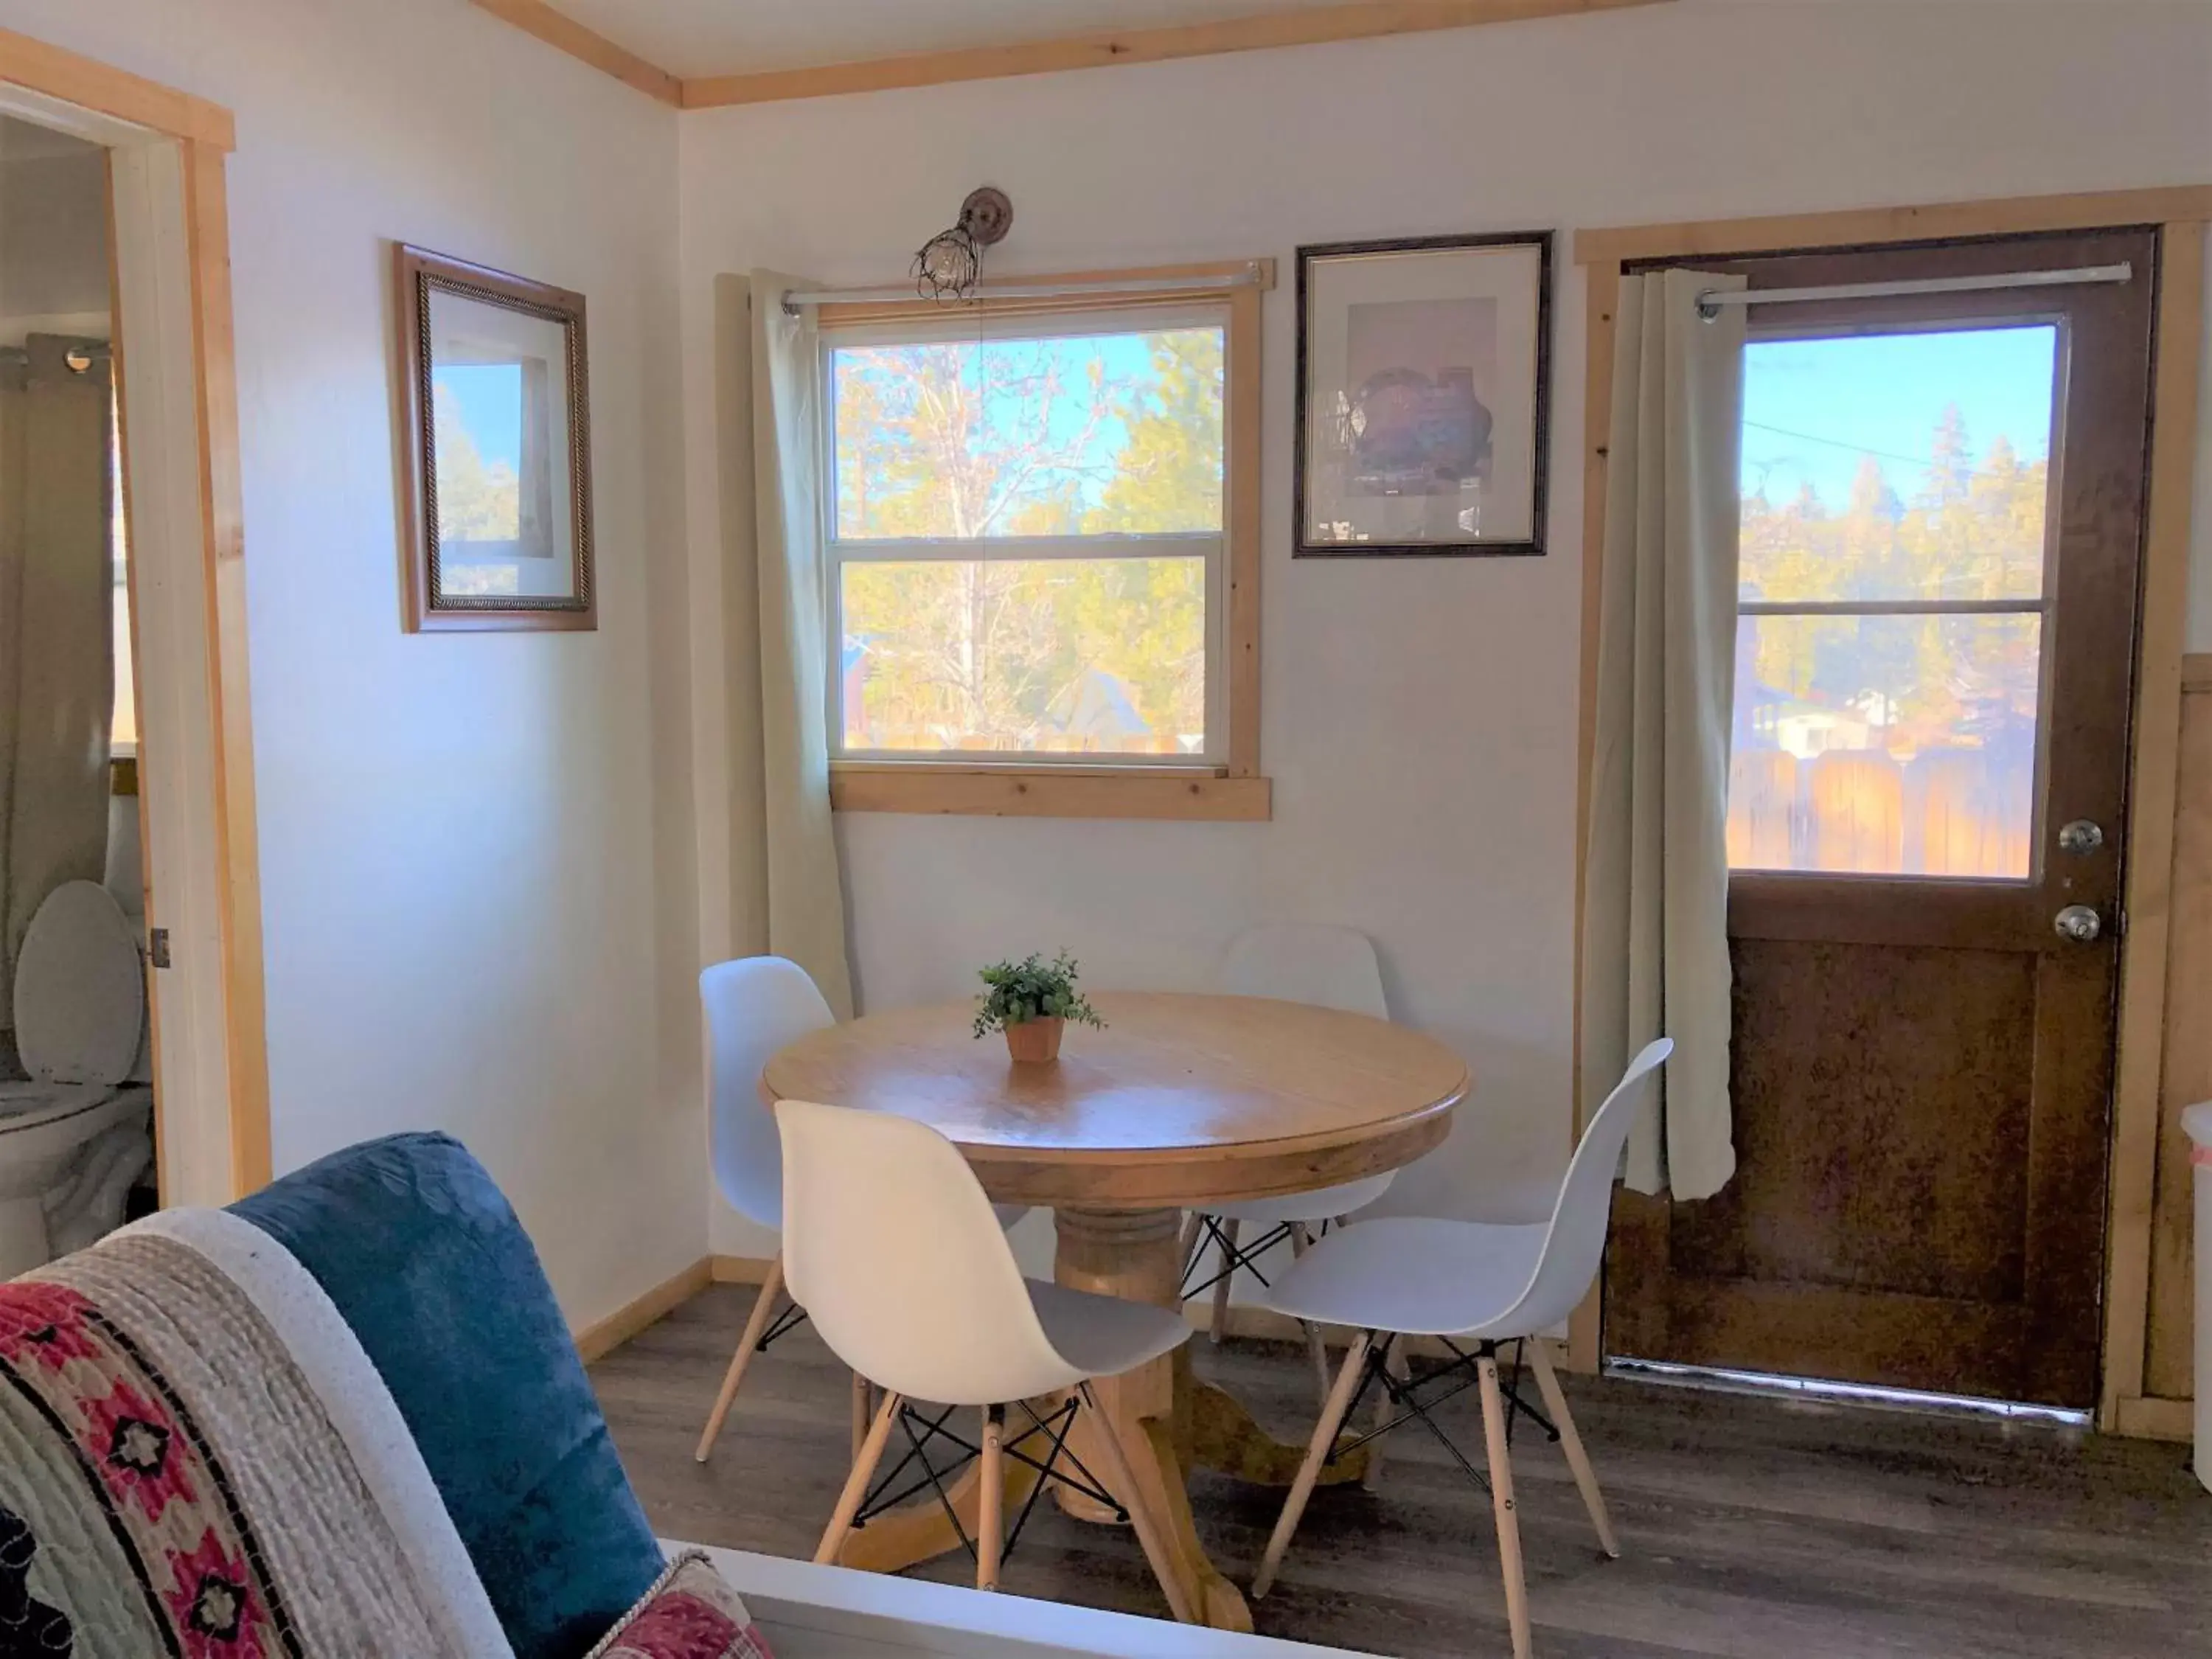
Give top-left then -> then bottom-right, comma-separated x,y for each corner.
830,765 -> 1272,821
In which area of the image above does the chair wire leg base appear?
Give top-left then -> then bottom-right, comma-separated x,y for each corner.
1328,1339 -> 1563,1488
1328,1339 -> 1492,1491
1179,1215 -> 1294,1303
752,1300 -> 809,1353
846,1396 -> 1130,1575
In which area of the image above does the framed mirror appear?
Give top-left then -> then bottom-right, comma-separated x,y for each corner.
394,245 -> 594,630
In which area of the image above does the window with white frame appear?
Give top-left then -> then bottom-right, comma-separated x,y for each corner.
821,306 -> 1228,766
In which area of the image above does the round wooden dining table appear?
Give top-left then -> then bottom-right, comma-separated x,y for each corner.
762,990 -> 1470,1632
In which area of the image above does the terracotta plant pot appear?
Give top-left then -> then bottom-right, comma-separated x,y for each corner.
1004,1017 -> 1065,1064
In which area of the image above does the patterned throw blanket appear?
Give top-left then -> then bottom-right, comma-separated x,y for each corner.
0,1208 -> 516,1658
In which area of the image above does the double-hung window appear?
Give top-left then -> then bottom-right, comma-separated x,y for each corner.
815,266 -> 1267,820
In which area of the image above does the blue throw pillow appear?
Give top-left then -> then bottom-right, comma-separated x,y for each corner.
232,1132 -> 664,1659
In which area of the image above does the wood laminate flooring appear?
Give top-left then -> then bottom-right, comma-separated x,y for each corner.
590,1284 -> 2211,1658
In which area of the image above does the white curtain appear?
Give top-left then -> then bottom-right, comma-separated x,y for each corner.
735,274 -> 853,1019
0,335 -> 114,1039
1581,271 -> 1746,1202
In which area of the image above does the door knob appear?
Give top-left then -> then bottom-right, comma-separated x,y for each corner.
2053,905 -> 2102,942
2057,820 -> 2104,855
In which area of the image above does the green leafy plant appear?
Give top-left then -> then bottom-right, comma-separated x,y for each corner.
972,950 -> 1105,1039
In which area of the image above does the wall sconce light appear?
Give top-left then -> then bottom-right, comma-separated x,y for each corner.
913,187 -> 1013,303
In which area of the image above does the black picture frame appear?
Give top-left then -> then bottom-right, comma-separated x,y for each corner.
1294,230 -> 1554,559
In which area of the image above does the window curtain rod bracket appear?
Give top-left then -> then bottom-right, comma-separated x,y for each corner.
1694,262 -> 2132,320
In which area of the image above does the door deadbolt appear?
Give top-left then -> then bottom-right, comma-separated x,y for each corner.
2053,905 -> 2102,943
2057,820 -> 2105,855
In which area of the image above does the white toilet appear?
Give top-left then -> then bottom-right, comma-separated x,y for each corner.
0,880 -> 155,1279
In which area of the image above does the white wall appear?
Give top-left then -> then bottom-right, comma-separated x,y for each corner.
681,0 -> 2212,1262
0,0 -> 706,1329
0,125 -> 108,330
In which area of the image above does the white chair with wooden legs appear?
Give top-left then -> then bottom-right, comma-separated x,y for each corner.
778,1097 -> 1197,1620
1183,926 -> 1395,1397
692,956 -> 1024,1464
1249,1039 -> 1674,1659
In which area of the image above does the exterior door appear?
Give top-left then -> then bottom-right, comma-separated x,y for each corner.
1606,229 -> 2160,1407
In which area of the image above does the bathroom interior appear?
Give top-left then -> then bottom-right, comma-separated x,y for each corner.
0,110 -> 158,1279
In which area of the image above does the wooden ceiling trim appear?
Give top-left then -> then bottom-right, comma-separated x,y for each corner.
468,0 -> 684,106
470,0 -> 1666,110
681,0 -> 1664,108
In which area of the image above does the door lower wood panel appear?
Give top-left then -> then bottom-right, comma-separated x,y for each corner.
1615,937 -> 2112,1403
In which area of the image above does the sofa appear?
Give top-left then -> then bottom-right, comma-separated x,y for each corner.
0,1132 -> 1357,1658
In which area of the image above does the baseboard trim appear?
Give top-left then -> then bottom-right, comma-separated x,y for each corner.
574,1258 -> 714,1362
2112,1394 -> 2196,1442
711,1253 -> 776,1285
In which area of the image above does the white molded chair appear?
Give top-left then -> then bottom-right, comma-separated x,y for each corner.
777,1097 -> 1197,1618
1184,925 -> 1397,1392
695,956 -> 837,1461
1249,1039 -> 1674,1659
694,958 -> 1031,1464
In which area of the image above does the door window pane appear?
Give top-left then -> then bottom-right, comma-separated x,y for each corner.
841,557 -> 1206,756
1739,327 -> 2056,604
1731,324 -> 2059,878
1730,613 -> 2039,877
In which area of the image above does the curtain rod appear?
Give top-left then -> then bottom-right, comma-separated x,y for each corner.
0,341 -> 112,368
782,264 -> 1267,313
1697,262 -> 2132,319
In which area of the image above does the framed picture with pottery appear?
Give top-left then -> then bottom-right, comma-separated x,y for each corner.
1295,230 -> 1552,558
394,244 -> 596,630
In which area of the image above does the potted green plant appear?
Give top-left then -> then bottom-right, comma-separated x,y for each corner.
973,950 -> 1105,1064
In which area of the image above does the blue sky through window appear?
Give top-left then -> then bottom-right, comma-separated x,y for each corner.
1742,325 -> 2057,511
434,363 -> 525,471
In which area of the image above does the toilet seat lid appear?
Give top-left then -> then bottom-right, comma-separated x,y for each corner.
15,881 -> 145,1088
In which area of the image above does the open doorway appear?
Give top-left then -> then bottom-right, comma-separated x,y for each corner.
0,111 -> 159,1277
0,37 -> 268,1249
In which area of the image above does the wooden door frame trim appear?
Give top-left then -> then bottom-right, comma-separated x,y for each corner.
183,136 -> 271,1197
1566,190 -> 2210,1439
466,0 -> 1668,110
0,27 -> 234,150
2101,226 -> 2205,1433
0,30 -> 269,1197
